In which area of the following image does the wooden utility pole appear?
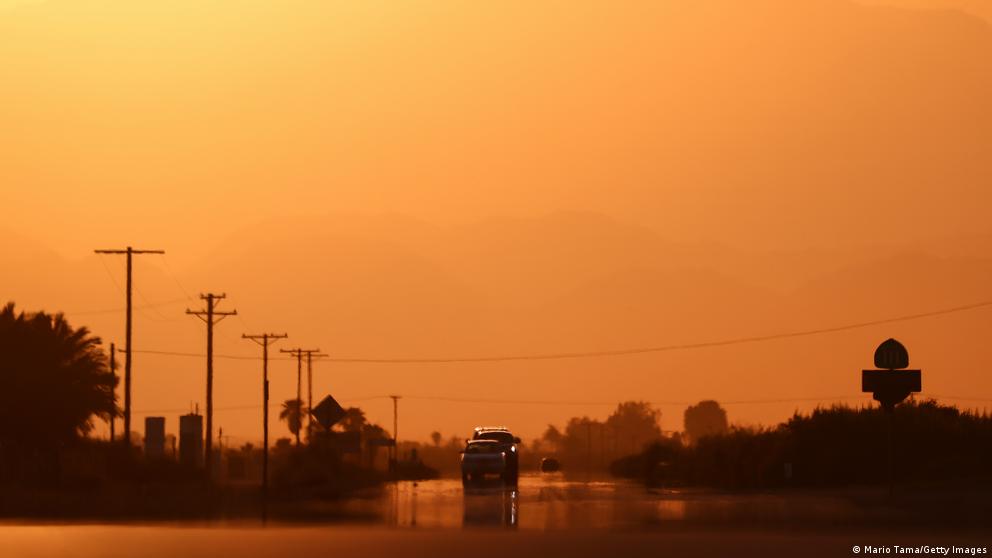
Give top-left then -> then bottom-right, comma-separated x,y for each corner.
280,348 -> 320,446
109,343 -> 116,443
599,422 -> 605,469
187,293 -> 237,477
586,421 -> 593,470
389,395 -> 401,471
305,351 -> 327,440
242,332 -> 287,523
94,246 -> 164,449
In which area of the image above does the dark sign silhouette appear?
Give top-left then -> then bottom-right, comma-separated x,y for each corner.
862,338 -> 921,410
311,395 -> 347,430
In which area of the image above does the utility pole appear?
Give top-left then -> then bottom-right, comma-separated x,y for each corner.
586,421 -> 593,472
242,332 -> 287,523
280,348 -> 320,446
94,246 -> 164,449
186,293 -> 237,478
305,351 -> 327,440
389,395 -> 401,472
109,343 -> 116,443
599,422 -> 605,469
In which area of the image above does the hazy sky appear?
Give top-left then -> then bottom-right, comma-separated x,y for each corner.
3,0 -> 991,444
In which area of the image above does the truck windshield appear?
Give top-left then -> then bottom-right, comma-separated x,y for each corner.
474,431 -> 514,443
465,442 -> 502,454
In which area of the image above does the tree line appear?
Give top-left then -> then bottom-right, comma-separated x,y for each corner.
612,400 -> 992,489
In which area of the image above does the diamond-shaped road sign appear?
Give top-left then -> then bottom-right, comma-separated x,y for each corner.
311,395 -> 347,430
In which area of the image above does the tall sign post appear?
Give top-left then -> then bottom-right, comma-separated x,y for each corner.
862,338 -> 922,496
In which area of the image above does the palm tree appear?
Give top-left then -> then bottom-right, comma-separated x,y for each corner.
362,422 -> 390,466
279,398 -> 305,445
337,407 -> 367,433
0,303 -> 117,450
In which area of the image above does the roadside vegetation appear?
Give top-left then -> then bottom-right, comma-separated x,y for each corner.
611,401 -> 992,490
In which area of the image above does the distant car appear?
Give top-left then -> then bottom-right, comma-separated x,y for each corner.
540,457 -> 560,473
471,426 -> 520,483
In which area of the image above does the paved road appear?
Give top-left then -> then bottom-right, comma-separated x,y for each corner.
2,524 -> 989,558
329,474 -> 877,529
1,476 -> 989,557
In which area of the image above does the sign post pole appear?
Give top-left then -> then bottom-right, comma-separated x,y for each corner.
861,338 -> 922,497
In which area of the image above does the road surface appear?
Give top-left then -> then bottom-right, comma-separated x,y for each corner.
1,475 -> 988,557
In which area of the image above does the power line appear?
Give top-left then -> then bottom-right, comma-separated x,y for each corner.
400,395 -> 866,406
95,254 -> 165,322
228,295 -> 257,333
721,396 -> 863,405
136,349 -> 268,360
325,299 -> 992,363
131,298 -> 992,364
68,297 -> 189,316
404,395 -> 651,406
156,254 -> 196,301
132,395 -> 385,415
95,254 -> 126,295
132,284 -> 176,322
128,393 -> 989,416
159,257 -> 250,333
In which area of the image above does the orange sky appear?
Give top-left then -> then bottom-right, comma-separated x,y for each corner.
2,0 -> 991,445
